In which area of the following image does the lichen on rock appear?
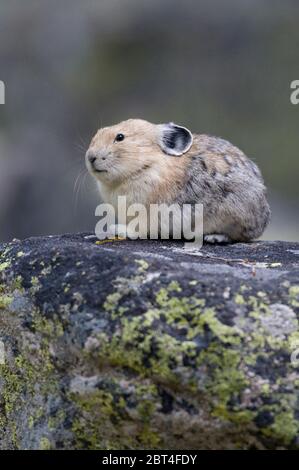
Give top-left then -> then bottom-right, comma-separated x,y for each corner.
0,234 -> 298,449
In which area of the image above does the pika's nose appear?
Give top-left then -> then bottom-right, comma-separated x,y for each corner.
87,151 -> 97,165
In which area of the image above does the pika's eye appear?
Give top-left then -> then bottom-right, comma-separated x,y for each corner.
115,133 -> 125,142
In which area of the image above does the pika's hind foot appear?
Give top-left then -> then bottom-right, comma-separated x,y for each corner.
204,234 -> 232,244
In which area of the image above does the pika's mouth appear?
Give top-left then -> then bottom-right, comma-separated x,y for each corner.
94,169 -> 108,173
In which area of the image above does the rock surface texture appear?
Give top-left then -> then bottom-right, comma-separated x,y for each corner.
0,233 -> 299,450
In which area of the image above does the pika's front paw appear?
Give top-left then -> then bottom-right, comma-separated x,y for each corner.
204,234 -> 232,244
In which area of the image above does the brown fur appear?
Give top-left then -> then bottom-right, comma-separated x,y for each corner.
86,118 -> 270,242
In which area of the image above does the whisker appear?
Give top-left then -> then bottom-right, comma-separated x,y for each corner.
74,133 -> 91,157
96,113 -> 104,129
73,168 -> 88,214
74,140 -> 88,153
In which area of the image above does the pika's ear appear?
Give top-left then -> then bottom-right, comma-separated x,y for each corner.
157,122 -> 193,156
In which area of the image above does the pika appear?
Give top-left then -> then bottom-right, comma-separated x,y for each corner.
86,119 -> 270,243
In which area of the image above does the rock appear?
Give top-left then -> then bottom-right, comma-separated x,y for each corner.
0,233 -> 299,450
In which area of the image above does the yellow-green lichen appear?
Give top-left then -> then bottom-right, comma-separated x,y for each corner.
135,259 -> 149,272
30,276 -> 39,286
0,293 -> 13,309
1,244 -> 298,449
289,285 -> 299,307
28,416 -> 34,429
197,344 -> 249,415
103,292 -> 124,313
39,437 -> 51,450
32,314 -> 64,339
95,275 -> 299,447
0,306 -> 61,448
48,409 -> 66,431
70,379 -> 162,450
196,308 -> 243,345
98,278 -> 247,401
71,390 -> 132,449
0,261 -> 10,272
262,410 -> 299,446
234,294 -> 246,305
28,407 -> 44,431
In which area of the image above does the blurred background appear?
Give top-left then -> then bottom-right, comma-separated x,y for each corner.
0,0 -> 298,242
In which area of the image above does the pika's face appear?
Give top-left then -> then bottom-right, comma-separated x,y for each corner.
85,118 -> 193,185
